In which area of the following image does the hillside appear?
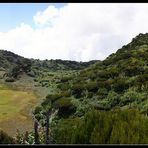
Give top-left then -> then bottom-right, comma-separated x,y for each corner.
0,49 -> 98,141
0,49 -> 97,82
32,33 -> 148,144
0,33 -> 148,144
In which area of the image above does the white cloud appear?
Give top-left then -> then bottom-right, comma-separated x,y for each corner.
1,3 -> 148,61
33,5 -> 61,26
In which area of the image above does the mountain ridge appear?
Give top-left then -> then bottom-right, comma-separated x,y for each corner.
0,49 -> 98,81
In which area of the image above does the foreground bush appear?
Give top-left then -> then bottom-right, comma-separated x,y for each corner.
0,130 -> 15,144
52,109 -> 148,144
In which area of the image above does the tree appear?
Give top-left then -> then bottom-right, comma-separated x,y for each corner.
45,108 -> 52,144
34,120 -> 40,144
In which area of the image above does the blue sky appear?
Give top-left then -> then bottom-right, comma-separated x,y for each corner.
0,3 -> 66,32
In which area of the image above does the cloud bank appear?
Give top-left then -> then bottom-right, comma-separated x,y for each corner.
0,3 -> 148,61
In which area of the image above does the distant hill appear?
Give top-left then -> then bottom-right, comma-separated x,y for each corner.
0,49 -> 98,81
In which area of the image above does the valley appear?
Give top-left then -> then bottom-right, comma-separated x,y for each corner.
0,68 -> 78,137
0,33 -> 148,144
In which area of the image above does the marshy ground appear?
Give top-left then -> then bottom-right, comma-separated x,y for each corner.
0,83 -> 39,136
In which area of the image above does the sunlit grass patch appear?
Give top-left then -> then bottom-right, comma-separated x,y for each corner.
0,83 -> 38,136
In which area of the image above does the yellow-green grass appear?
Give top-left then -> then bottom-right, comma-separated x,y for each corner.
0,83 -> 39,136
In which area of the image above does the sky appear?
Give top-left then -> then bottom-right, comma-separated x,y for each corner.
0,3 -> 148,61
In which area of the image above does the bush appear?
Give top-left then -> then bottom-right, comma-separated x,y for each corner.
113,77 -> 129,93
54,98 -> 76,118
71,83 -> 85,98
95,100 -> 111,111
45,93 -> 63,103
106,90 -> 120,107
96,88 -> 108,99
57,83 -> 70,91
87,92 -> 93,98
119,89 -> 147,107
85,82 -> 98,93
61,91 -> 71,97
52,109 -> 148,144
34,106 -> 42,114
0,130 -> 15,144
27,70 -> 35,77
5,77 -> 15,82
60,76 -> 72,83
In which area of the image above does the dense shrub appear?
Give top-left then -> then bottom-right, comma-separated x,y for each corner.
60,76 -> 72,83
96,88 -> 108,98
34,106 -> 43,114
54,98 -> 76,118
52,109 -> 148,144
113,77 -> 129,93
85,82 -> 98,92
47,93 -> 63,101
71,83 -> 85,98
106,91 -> 120,107
119,89 -> 147,107
57,83 -> 70,91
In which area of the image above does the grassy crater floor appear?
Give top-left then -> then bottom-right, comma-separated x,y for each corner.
0,83 -> 39,136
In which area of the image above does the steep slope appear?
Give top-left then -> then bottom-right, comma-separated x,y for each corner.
49,33 -> 148,113
0,50 -> 31,81
33,33 -> 148,144
0,50 -> 24,70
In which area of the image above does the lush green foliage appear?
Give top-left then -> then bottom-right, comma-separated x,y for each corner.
52,109 -> 148,144
1,33 -> 148,144
42,33 -> 148,144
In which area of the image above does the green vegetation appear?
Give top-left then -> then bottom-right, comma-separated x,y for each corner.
33,33 -> 148,144
0,33 -> 148,144
52,109 -> 148,144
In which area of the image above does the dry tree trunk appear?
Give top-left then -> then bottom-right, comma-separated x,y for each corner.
34,120 -> 40,144
45,108 -> 52,144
